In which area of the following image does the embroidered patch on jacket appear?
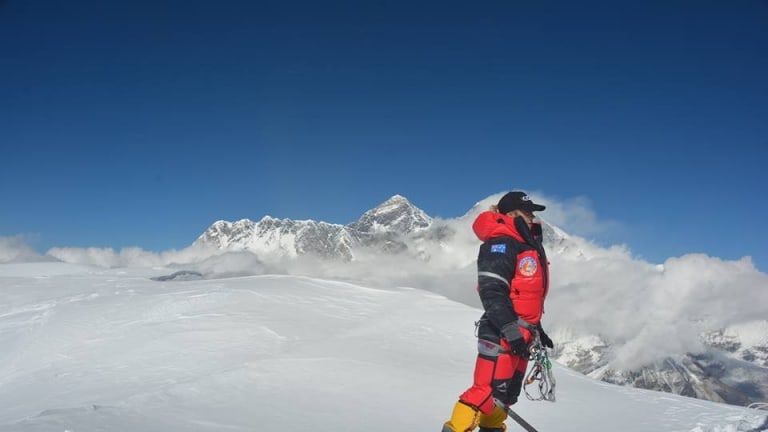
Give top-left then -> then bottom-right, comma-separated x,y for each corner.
518,256 -> 538,276
490,244 -> 506,254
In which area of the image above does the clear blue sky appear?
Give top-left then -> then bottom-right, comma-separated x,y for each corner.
1,0 -> 767,270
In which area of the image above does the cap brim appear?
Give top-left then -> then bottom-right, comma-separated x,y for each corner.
523,202 -> 546,212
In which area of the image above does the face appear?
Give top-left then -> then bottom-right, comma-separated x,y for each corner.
509,209 -> 535,227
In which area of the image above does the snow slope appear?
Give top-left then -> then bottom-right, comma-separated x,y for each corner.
0,262 -> 764,432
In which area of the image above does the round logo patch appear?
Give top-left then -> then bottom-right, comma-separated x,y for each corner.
518,256 -> 538,277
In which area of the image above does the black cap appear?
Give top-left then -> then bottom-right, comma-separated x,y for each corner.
497,191 -> 546,214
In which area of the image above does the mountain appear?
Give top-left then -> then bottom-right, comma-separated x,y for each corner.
197,217 -> 354,260
347,194 -> 432,235
551,322 -> 768,406
194,195 -> 432,260
0,262 -> 765,432
181,195 -> 768,407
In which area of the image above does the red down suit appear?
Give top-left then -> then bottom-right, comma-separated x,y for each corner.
458,211 -> 550,414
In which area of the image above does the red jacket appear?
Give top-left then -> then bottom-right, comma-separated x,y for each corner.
472,211 -> 549,334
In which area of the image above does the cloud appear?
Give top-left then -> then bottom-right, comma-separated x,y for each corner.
7,193 -> 768,370
545,247 -> 768,369
529,191 -> 625,239
464,191 -> 624,240
45,242 -> 223,269
0,236 -> 48,263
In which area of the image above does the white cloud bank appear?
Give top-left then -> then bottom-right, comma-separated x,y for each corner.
528,191 -> 625,238
0,236 -> 48,263
2,193 -> 766,371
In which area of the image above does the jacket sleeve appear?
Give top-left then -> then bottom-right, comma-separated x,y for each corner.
477,238 -> 518,331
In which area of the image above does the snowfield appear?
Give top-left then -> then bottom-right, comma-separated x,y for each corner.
0,263 -> 764,432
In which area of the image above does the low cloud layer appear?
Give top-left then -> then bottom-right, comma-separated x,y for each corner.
3,194 -> 766,370
0,236 -> 48,263
546,250 -> 767,368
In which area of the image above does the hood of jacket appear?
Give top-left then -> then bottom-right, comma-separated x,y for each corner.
472,211 -> 526,243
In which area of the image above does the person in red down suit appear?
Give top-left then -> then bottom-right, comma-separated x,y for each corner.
442,191 -> 554,432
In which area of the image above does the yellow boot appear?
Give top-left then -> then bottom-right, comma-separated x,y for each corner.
478,405 -> 507,431
442,401 -> 481,432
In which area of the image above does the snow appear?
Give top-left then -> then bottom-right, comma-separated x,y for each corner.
0,262 -> 765,432
553,329 -> 607,369
727,321 -> 768,348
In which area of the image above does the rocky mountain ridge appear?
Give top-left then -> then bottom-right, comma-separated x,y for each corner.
552,326 -> 768,406
194,195 -> 434,261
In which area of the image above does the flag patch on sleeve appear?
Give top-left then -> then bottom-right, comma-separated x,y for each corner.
490,244 -> 506,253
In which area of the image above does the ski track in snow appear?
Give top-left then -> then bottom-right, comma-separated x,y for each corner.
0,263 -> 765,432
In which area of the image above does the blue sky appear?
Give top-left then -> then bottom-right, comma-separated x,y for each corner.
1,0 -> 767,270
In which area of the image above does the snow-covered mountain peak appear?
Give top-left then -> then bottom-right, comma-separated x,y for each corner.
197,219 -> 256,249
369,195 -> 421,218
373,194 -> 410,212
195,195 -> 590,264
194,214 -> 352,260
349,195 -> 432,235
192,195 -> 437,261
